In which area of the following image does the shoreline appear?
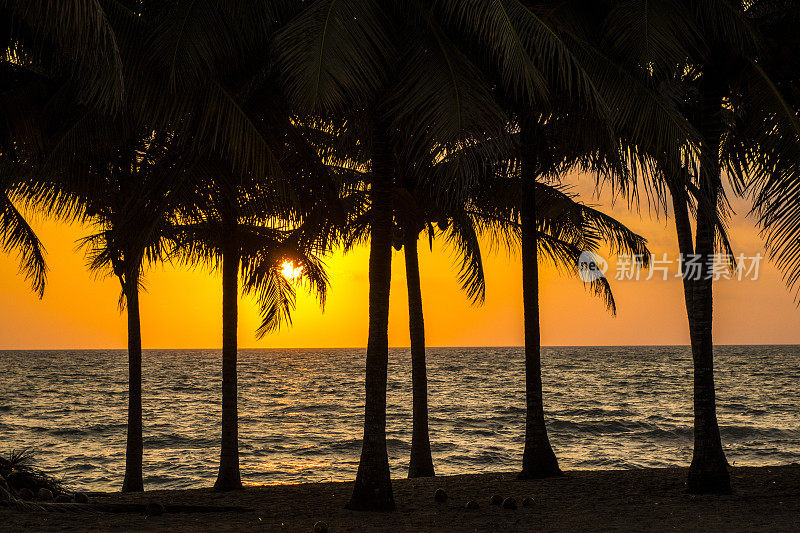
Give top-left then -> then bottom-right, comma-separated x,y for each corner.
3,465 -> 799,531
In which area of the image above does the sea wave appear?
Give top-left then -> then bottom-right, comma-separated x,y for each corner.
2,346 -> 799,491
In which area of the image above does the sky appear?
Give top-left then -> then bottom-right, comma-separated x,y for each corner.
1,173 -> 799,349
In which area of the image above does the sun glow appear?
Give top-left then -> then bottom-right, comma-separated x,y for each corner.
280,260 -> 302,280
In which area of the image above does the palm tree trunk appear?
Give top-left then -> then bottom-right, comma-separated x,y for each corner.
121,273 -> 144,492
519,120 -> 561,479
404,231 -> 435,478
348,122 -> 396,511
214,234 -> 243,491
668,179 -> 694,316
686,67 -> 730,494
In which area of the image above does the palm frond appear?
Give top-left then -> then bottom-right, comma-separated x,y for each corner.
537,231 -> 616,314
444,210 -> 486,305
1,0 -> 124,110
0,191 -> 46,297
273,0 -> 394,112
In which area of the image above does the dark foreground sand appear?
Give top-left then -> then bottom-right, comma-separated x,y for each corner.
3,466 -> 800,532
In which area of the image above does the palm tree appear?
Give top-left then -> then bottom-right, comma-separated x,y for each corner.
168,169 -> 331,491
593,0 -> 800,492
36,123 -> 188,492
470,135 -> 651,478
397,193 -> 486,480
1,1 -> 180,492
516,117 -> 640,479
87,133 -> 187,493
274,1 -> 509,510
401,224 -> 435,478
13,43 -> 206,491
559,2 -> 733,491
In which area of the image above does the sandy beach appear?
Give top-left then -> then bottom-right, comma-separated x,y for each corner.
3,465 -> 799,532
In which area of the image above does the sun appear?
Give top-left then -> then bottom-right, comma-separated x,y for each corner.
280,260 -> 302,280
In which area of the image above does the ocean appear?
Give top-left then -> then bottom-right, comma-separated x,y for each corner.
1,346 -> 798,492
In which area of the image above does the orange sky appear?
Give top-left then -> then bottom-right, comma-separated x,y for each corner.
1,174 -> 799,349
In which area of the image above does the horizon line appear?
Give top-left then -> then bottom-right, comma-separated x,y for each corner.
2,343 -> 800,351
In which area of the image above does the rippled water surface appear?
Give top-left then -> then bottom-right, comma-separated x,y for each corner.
1,346 -> 799,491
